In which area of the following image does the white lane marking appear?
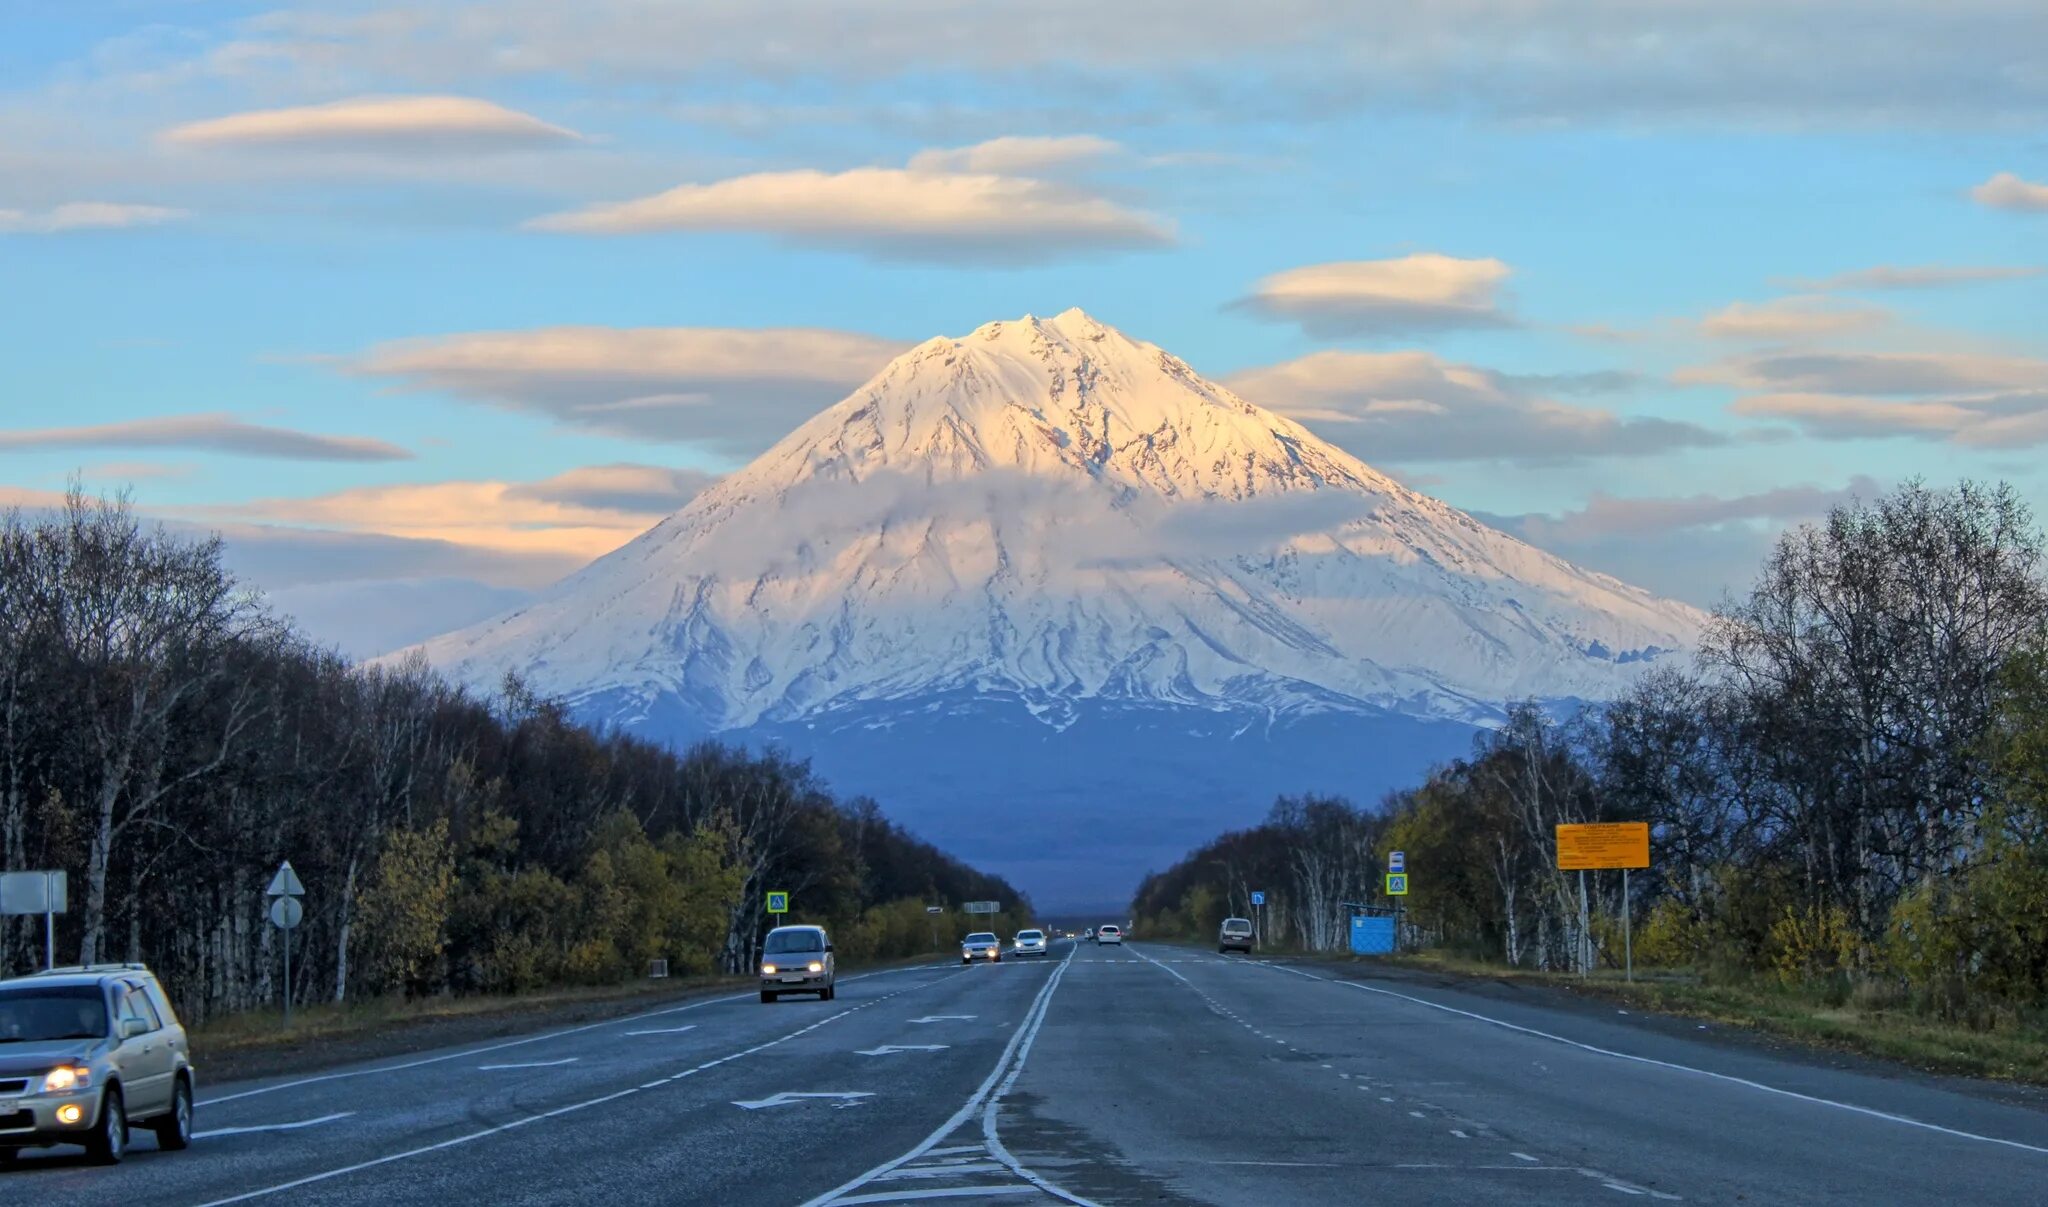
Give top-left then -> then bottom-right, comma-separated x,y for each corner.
909,1015 -> 977,1024
198,961 -> 947,1107
476,1058 -> 579,1070
980,948 -> 1096,1205
195,1112 -> 354,1139
833,1188 -> 1038,1203
1451,1129 -> 1470,1139
1512,1152 -> 1541,1163
1254,959 -> 2048,1159
733,1091 -> 875,1111
193,972 -> 959,1205
624,1025 -> 699,1036
857,1044 -> 950,1056
804,947 -> 1097,1207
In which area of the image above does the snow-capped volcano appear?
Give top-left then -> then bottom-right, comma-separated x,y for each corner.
402,308 -> 1702,731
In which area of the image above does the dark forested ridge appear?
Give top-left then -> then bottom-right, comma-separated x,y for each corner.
1138,481 -> 2048,1021
0,491 -> 1027,1023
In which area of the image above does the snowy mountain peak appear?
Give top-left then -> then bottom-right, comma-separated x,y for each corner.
399,311 -> 1705,734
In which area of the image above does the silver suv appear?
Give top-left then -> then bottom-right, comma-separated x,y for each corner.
759,926 -> 836,1003
1219,917 -> 1255,953
0,964 -> 194,1165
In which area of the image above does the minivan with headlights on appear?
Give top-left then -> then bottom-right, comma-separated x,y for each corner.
0,964 -> 194,1166
759,925 -> 836,1003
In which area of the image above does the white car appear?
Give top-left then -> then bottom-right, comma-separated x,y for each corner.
1094,925 -> 1123,945
1012,929 -> 1049,957
961,933 -> 1002,964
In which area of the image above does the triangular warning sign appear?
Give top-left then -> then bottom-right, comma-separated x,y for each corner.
267,860 -> 305,897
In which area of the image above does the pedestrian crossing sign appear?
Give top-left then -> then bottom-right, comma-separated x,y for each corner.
766,890 -> 790,914
1385,873 -> 1409,896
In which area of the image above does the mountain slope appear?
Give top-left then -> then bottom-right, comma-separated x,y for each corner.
403,308 -> 1703,734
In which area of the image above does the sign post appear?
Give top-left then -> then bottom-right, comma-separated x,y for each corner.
265,860 -> 306,1026
1554,823 -> 1650,980
1,871 -> 68,970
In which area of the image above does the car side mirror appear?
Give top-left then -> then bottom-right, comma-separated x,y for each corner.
119,1018 -> 149,1040
824,944 -> 835,953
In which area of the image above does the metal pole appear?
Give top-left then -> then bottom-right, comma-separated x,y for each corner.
1623,867 -> 1633,983
43,871 -> 54,970
1577,869 -> 1590,976
282,927 -> 292,1028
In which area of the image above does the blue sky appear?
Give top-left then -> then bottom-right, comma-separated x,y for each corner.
3,1 -> 2046,653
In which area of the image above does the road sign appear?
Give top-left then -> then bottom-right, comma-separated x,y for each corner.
269,896 -> 304,929
1555,822 -> 1650,870
962,900 -> 1000,914
766,890 -> 790,915
1250,890 -> 1265,906
1385,873 -> 1409,896
267,860 -> 305,897
1388,850 -> 1405,873
925,906 -> 944,914
0,870 -> 65,915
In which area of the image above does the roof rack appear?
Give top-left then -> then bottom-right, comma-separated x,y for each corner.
24,963 -> 151,976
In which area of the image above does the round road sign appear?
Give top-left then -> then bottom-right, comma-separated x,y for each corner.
268,896 -> 304,930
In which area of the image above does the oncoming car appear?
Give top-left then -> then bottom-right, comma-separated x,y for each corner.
1095,925 -> 1124,946
961,933 -> 1002,964
759,925 -> 836,1003
1218,917 -> 1255,953
1012,929 -> 1048,957
0,964 -> 195,1166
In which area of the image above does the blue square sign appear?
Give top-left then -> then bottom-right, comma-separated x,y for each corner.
1250,891 -> 1265,906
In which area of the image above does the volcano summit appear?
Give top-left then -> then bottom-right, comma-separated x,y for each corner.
399,310 -> 1702,905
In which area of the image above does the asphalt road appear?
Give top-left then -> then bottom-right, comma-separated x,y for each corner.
9,939 -> 2048,1204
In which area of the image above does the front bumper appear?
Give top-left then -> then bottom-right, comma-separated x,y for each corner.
0,1089 -> 103,1148
760,973 -> 829,992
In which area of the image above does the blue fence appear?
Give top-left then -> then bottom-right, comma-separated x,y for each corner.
1349,914 -> 1395,955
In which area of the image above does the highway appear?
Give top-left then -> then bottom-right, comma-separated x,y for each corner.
8,939 -> 2048,1204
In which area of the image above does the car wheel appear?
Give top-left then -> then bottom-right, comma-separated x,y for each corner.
0,1147 -> 20,1169
760,990 -> 778,1004
821,985 -> 835,1001
84,1087 -> 127,1165
152,1077 -> 194,1151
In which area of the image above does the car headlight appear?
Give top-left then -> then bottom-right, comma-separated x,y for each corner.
806,961 -> 823,973
761,963 -> 778,975
41,1065 -> 91,1094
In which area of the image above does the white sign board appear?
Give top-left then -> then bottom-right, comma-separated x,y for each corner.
1388,850 -> 1405,873
962,900 -> 1000,914
0,870 -> 66,915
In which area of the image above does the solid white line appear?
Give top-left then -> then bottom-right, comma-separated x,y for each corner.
476,1058 -> 578,1070
833,1188 -> 1038,1204
195,1112 -> 354,1139
1255,958 -> 2048,1159
193,973 -> 958,1206
980,954 -> 1098,1206
199,963 -> 945,1107
803,947 -> 1093,1207
624,1025 -> 699,1036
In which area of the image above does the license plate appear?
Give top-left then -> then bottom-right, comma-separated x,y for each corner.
780,975 -> 804,983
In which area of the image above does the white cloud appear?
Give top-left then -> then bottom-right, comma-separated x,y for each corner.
1684,348 -> 2048,446
906,135 -> 1121,175
1699,295 -> 1890,340
348,325 -> 904,450
502,463 -> 718,514
1678,350 -> 2048,395
0,413 -> 411,461
1227,349 -> 1724,463
1971,171 -> 2048,212
1784,263 -> 2045,291
1236,255 -> 1513,337
527,162 -> 1172,262
1729,390 -> 2048,445
0,202 -> 184,233
161,94 -> 581,150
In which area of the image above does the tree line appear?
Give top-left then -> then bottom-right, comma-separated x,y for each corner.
0,490 -> 1026,1023
1137,480 -> 2048,1020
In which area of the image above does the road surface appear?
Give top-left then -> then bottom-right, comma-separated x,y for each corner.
8,939 -> 2048,1204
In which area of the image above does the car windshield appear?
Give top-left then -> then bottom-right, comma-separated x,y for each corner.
0,984 -> 108,1043
1018,931 -> 1043,940
763,930 -> 824,954
965,933 -> 997,944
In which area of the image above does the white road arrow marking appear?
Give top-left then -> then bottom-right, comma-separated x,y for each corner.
625,1025 -> 699,1036
908,1015 -> 977,1024
196,1112 -> 355,1140
856,1044 -> 949,1056
477,1057 -> 579,1070
733,1092 -> 875,1111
